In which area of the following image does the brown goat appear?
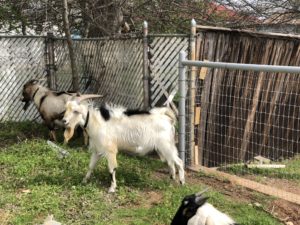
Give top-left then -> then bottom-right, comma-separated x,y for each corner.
21,79 -> 101,143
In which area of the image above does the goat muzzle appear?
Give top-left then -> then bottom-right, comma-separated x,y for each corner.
62,118 -> 69,127
22,100 -> 31,111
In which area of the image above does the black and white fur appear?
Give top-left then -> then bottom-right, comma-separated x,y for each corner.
171,190 -> 239,225
62,100 -> 185,193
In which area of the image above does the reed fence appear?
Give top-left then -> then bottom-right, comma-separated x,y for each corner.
182,25 -> 300,204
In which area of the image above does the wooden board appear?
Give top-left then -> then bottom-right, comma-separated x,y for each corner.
194,145 -> 199,166
199,65 -> 208,80
188,165 -> 300,205
195,107 -> 201,125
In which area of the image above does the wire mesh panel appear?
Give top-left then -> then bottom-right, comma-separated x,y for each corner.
149,36 -> 189,108
196,70 -> 300,166
0,37 -> 47,122
184,29 -> 300,202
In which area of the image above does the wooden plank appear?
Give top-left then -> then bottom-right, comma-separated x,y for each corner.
246,164 -> 286,169
199,64 -> 208,80
188,165 -> 300,205
195,107 -> 201,125
239,39 -> 275,160
194,145 -> 199,166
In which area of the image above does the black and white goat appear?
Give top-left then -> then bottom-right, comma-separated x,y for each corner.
62,98 -> 185,192
21,79 -> 101,143
171,189 -> 239,225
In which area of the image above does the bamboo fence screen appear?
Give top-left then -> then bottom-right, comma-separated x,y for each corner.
188,28 -> 300,167
183,26 -> 300,204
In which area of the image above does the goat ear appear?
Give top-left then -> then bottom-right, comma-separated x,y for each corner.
30,79 -> 39,85
75,94 -> 104,102
30,78 -> 45,85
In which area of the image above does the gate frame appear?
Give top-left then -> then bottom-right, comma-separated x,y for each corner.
178,50 -> 300,205
178,50 -> 300,166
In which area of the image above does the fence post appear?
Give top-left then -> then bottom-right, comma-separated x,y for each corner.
142,21 -> 150,109
45,32 -> 56,89
188,19 -> 197,166
178,51 -> 187,167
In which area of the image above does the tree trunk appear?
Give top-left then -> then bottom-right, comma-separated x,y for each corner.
62,0 -> 79,91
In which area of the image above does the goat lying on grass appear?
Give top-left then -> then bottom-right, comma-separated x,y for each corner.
21,79 -> 101,143
62,97 -> 185,192
171,189 -> 239,225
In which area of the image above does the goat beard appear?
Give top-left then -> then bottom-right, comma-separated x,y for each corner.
64,126 -> 75,143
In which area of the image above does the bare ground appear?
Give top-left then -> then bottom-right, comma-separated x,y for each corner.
154,169 -> 300,225
245,175 -> 300,196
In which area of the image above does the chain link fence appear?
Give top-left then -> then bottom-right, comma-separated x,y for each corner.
0,36 -> 47,122
0,33 -> 189,122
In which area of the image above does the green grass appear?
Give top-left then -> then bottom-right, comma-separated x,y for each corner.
220,156 -> 300,180
0,122 -> 282,225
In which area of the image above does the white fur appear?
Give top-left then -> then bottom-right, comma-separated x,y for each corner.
63,101 -> 185,192
188,203 -> 236,225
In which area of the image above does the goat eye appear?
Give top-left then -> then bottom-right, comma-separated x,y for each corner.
74,110 -> 80,114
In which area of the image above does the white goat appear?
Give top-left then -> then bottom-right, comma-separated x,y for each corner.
62,98 -> 185,192
171,189 -> 239,225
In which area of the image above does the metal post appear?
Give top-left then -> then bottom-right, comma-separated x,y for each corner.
45,32 -> 56,89
180,60 -> 300,73
178,51 -> 187,166
188,19 -> 197,166
143,21 -> 150,109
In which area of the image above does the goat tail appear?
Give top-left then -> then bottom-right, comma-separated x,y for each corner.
164,107 -> 176,126
151,107 -> 177,125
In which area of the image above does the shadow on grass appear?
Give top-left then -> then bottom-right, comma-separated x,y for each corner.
0,121 -> 86,148
24,155 -> 171,191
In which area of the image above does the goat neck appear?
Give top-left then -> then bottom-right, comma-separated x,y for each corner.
32,85 -> 50,108
82,107 -> 101,134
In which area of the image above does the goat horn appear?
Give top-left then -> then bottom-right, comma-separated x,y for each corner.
76,94 -> 104,102
195,187 -> 209,197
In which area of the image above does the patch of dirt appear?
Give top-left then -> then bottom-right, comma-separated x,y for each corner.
154,169 -> 300,225
144,191 -> 163,209
268,199 -> 300,225
0,209 -> 10,225
245,175 -> 300,196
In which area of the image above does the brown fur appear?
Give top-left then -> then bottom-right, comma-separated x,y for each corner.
21,79 -> 79,143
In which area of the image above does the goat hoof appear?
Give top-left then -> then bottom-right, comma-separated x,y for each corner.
108,187 -> 116,193
180,180 -> 185,185
82,178 -> 88,184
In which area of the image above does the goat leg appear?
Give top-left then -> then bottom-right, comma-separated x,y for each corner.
82,151 -> 100,184
106,150 -> 118,193
49,130 -> 57,142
